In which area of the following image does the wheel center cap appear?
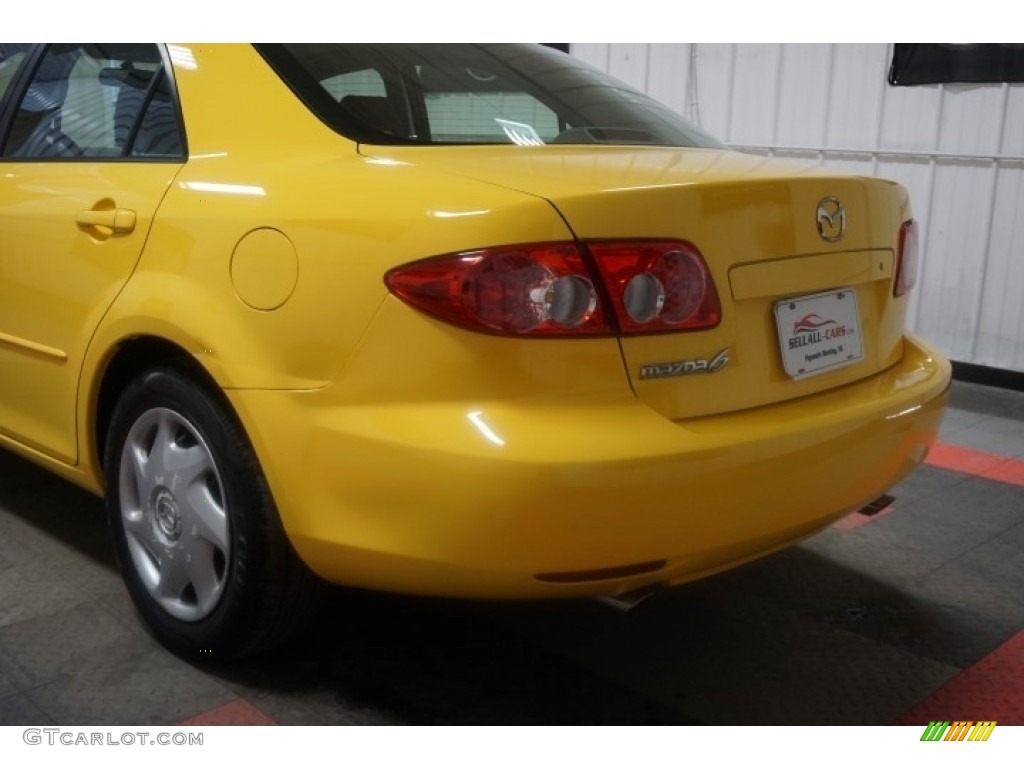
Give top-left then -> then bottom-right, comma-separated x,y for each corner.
152,488 -> 182,540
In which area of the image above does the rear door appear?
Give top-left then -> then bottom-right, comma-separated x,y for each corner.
0,43 -> 185,462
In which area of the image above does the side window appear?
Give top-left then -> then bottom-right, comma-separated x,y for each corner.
128,68 -> 184,158
323,69 -> 406,138
321,68 -> 386,100
0,44 -> 32,104
3,43 -> 183,160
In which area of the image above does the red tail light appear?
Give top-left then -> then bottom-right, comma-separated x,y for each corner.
895,219 -> 919,297
385,243 -> 611,336
385,240 -> 721,337
587,240 -> 721,333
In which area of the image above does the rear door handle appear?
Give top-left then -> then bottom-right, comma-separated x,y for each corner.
76,208 -> 137,234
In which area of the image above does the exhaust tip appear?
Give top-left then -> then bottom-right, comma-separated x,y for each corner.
597,589 -> 659,613
857,494 -> 895,516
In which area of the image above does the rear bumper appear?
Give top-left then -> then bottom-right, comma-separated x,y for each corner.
229,334 -> 950,598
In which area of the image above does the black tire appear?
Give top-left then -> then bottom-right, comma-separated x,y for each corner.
104,364 -> 320,660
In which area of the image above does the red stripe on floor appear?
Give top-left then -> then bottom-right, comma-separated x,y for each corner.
926,442 -> 1024,488
179,698 -> 279,726
983,458 -> 1024,487
893,630 -> 1024,726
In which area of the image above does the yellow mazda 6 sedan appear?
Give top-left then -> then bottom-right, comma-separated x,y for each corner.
0,43 -> 950,658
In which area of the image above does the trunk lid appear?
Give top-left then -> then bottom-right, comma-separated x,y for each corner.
368,145 -> 911,420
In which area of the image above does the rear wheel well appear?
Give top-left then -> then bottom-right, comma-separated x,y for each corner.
100,356 -> 323,658
95,337 -> 223,471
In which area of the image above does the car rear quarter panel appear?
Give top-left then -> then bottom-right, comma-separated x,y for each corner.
78,44 -> 580,480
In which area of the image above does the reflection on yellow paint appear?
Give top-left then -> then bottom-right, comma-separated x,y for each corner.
179,181 -> 265,196
468,410 -> 505,447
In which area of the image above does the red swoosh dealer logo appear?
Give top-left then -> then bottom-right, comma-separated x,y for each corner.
793,313 -> 838,334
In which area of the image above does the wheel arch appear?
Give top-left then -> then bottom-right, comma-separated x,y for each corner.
85,335 -> 229,486
76,268 -> 335,491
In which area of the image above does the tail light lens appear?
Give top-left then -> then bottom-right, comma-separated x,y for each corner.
386,240 -> 721,337
588,240 -> 721,333
895,219 -> 919,297
385,243 -> 611,336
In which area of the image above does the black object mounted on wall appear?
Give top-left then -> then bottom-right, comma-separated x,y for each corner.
889,43 -> 1024,85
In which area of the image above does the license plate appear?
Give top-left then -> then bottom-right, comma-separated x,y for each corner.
774,289 -> 863,379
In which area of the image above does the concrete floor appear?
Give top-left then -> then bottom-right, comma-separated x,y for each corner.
1,380 -> 1022,725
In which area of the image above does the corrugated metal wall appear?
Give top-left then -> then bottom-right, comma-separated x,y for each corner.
572,44 -> 1024,372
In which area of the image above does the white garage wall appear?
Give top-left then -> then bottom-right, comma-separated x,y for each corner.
571,43 -> 1024,373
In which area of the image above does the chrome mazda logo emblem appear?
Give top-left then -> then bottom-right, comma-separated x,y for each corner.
816,197 -> 845,242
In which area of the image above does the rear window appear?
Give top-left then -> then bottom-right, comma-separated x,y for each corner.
255,43 -> 723,149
